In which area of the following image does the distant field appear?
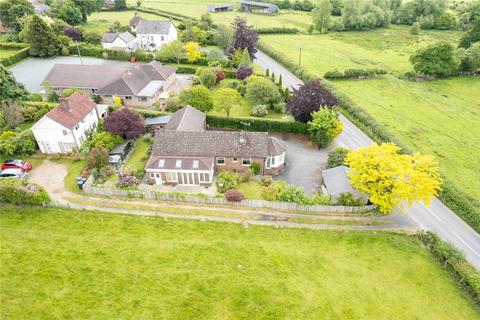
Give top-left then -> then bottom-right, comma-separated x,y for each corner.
1,206 -> 479,319
129,0 -> 312,30
82,11 -> 165,33
260,26 -> 461,74
335,76 -> 480,200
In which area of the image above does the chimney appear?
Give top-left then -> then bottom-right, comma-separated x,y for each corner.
59,97 -> 70,111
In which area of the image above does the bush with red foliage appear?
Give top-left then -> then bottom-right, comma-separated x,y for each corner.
105,108 -> 145,139
63,25 -> 83,42
236,66 -> 253,80
286,80 -> 337,123
224,189 -> 245,202
215,69 -> 225,83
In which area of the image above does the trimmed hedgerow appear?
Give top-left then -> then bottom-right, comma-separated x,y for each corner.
131,6 -> 189,21
0,47 -> 30,67
0,42 -> 29,49
419,231 -> 480,304
0,179 -> 50,206
324,68 -> 387,80
206,115 -> 308,134
257,27 -> 299,34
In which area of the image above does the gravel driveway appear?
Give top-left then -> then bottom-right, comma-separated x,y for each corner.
272,133 -> 332,194
27,160 -> 68,199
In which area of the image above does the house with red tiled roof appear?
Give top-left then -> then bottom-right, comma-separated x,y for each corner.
31,93 -> 102,154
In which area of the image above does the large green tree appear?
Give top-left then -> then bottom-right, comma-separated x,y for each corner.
410,41 -> 459,77
0,65 -> 28,102
312,0 -> 332,33
0,0 -> 34,33
52,0 -> 83,26
245,76 -> 282,108
179,85 -> 214,113
21,14 -> 60,57
73,0 -> 99,22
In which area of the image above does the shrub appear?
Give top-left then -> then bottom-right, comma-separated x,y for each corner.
206,115 -> 308,134
228,80 -> 240,89
261,176 -> 273,186
196,68 -> 217,88
409,41 -> 459,77
236,84 -> 246,96
245,76 -> 282,107
214,69 -> 225,83
62,87 -> 84,97
307,108 -> 343,147
324,70 -> 344,79
179,85 -> 214,113
0,47 -> 30,67
337,192 -> 362,206
249,104 -> 268,117
118,174 -> 139,188
192,76 -> 201,85
28,93 -> 43,102
88,131 -> 123,151
327,147 -> 350,168
236,66 -> 253,80
273,101 -> 286,114
0,129 -> 37,156
83,32 -> 101,45
276,184 -> 307,203
257,27 -> 299,34
410,21 -> 421,35
216,170 -> 240,193
250,162 -> 261,175
165,96 -> 184,112
224,189 -> 245,202
105,108 -> 145,139
0,179 -> 50,206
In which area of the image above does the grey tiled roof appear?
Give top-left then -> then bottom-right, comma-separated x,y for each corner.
118,31 -> 135,42
137,19 -> 173,34
102,32 -> 117,43
152,130 -> 277,158
165,106 -> 206,131
268,137 -> 287,156
322,165 -> 355,195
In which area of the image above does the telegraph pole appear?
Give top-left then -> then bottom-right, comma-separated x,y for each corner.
298,48 -> 302,67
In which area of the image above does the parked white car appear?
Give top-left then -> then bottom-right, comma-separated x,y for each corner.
0,168 -> 28,179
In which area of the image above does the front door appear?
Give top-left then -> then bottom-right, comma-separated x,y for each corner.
154,173 -> 162,185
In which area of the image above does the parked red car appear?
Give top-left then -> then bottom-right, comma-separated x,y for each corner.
1,159 -> 33,171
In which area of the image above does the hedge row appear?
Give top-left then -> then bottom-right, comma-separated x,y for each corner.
257,27 -> 300,34
206,115 -> 309,134
258,43 -> 480,233
419,231 -> 480,303
324,68 -> 388,80
0,42 -> 29,49
131,108 -> 170,118
68,44 -> 155,62
0,47 -> 30,67
0,179 -> 50,206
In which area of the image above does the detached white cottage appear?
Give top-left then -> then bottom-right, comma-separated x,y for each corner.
136,19 -> 177,51
102,31 -> 137,51
31,93 -> 101,154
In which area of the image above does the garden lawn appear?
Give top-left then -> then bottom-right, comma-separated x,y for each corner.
209,79 -> 285,120
82,11 -> 164,33
130,0 -> 312,31
123,138 -> 152,172
1,206 -> 479,319
236,179 -> 264,199
260,25 -> 461,74
335,75 -> 480,200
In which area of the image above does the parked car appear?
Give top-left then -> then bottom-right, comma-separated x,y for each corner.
0,168 -> 28,179
2,159 -> 33,171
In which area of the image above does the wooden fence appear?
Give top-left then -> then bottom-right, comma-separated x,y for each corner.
83,176 -> 376,214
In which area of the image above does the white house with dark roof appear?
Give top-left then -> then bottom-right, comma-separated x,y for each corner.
136,19 -> 177,51
145,106 -> 286,186
43,61 -> 177,108
102,31 -> 137,51
31,93 -> 100,154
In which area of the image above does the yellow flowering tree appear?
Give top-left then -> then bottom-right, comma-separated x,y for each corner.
345,143 -> 442,214
183,41 -> 201,63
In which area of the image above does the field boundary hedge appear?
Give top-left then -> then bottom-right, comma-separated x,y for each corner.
257,27 -> 300,34
131,6 -> 189,21
256,43 -> 480,233
419,231 -> 480,305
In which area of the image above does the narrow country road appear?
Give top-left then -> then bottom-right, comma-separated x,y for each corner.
255,50 -> 480,270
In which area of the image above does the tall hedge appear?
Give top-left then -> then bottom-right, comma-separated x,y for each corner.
206,115 -> 308,134
0,179 -> 50,206
0,47 -> 30,67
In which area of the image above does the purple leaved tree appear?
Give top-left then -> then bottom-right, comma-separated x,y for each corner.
63,25 -> 83,42
227,17 -> 258,60
105,108 -> 145,139
286,80 -> 337,123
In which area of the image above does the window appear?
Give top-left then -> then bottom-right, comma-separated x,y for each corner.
139,97 -> 148,101
158,159 -> 165,168
192,160 -> 199,169
74,124 -> 79,130
271,156 -> 276,166
166,172 -> 177,181
161,36 -> 164,41
217,157 -> 225,165
242,158 -> 252,166
62,129 -> 68,136
232,158 -> 238,162
199,172 -> 210,183
175,160 -> 182,168
125,96 -> 132,100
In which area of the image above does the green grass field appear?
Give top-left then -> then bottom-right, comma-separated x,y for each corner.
260,26 -> 461,74
130,0 -> 312,30
334,76 -> 480,200
1,206 -> 479,319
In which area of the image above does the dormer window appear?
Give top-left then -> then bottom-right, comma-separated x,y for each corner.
192,160 -> 199,169
158,159 -> 165,168
175,160 -> 182,168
